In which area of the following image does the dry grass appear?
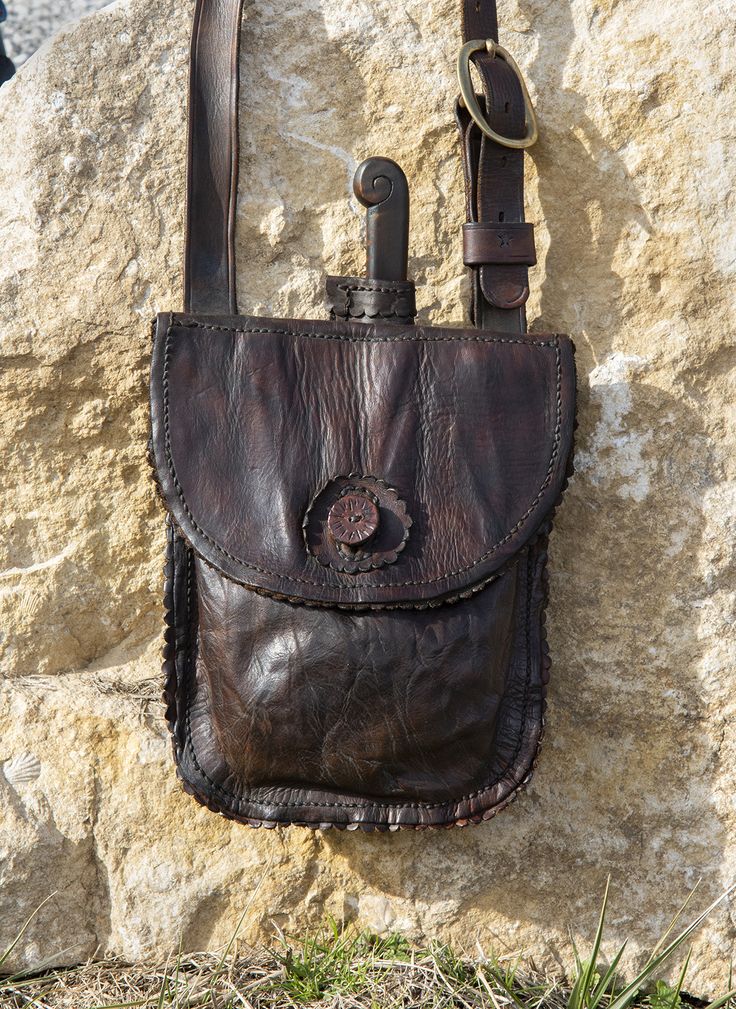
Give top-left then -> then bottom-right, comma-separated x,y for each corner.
2,884 -> 734,1009
0,938 -> 584,1009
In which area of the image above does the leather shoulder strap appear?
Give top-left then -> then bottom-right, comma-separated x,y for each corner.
184,0 -> 244,314
184,0 -> 532,334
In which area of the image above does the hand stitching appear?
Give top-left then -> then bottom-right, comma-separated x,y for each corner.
158,320 -> 563,592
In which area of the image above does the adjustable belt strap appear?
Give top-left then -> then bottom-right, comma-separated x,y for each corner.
456,3 -> 536,334
462,1 -> 498,44
184,0 -> 535,333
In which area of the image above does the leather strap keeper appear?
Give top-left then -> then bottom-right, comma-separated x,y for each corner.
463,222 -> 537,267
326,275 -> 417,325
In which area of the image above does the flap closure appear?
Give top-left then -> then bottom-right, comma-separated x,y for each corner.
150,313 -> 575,608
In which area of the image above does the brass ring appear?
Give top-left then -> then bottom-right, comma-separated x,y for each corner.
456,39 -> 538,150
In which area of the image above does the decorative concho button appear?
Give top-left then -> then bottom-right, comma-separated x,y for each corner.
327,490 -> 379,547
303,475 -> 412,574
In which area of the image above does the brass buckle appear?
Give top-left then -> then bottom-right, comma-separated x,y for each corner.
456,39 -> 538,150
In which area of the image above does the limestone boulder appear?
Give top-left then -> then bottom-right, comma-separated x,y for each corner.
1,0 -> 735,993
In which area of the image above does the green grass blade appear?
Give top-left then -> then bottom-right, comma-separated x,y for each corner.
589,941 -> 629,1009
156,954 -> 171,1009
209,857 -> 273,991
669,946 -> 692,1009
1,942 -> 87,986
704,988 -> 736,1009
568,876 -> 611,1009
87,1001 -> 149,1009
608,883 -> 736,1009
650,884 -> 701,962
571,935 -> 584,977
486,959 -> 527,1009
0,893 -> 57,972
568,969 -> 586,1009
568,937 -> 586,1009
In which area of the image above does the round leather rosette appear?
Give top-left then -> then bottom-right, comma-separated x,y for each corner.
303,475 -> 412,574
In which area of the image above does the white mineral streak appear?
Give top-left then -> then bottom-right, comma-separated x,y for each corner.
0,0 -> 735,992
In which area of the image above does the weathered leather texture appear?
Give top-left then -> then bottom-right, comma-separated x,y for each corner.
184,0 -> 244,314
151,313 -> 575,828
151,0 -> 578,830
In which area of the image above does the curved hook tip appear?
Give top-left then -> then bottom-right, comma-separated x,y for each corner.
353,157 -> 408,208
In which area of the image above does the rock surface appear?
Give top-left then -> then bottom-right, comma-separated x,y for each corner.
1,0 -> 735,992
2,0 -> 109,66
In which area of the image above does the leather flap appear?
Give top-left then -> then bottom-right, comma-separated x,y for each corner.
150,313 -> 575,608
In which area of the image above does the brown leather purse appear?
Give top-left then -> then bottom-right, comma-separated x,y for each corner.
149,0 -> 576,830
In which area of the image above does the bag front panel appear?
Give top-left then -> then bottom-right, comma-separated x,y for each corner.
193,553 -> 520,802
165,528 -> 553,828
